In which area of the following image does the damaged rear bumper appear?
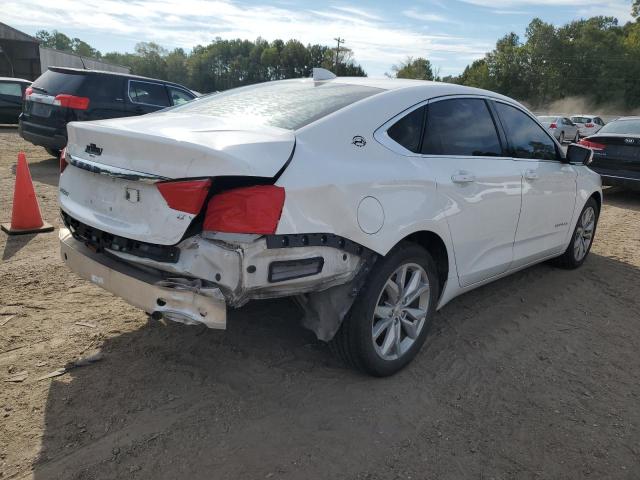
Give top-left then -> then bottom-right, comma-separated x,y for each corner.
59,228 -> 227,328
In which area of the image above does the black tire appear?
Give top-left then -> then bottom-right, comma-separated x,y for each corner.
330,242 -> 440,377
559,132 -> 565,144
553,197 -> 599,269
45,147 -> 60,158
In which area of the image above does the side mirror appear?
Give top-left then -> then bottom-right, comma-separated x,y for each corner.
566,143 -> 593,165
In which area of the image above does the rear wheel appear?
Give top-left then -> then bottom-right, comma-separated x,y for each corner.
330,243 -> 439,377
553,198 -> 599,269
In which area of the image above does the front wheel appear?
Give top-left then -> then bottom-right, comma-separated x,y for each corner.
553,198 -> 599,269
330,243 -> 440,376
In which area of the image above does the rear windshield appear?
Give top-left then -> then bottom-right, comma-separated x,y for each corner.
170,80 -> 384,130
571,116 -> 591,123
537,116 -> 556,122
31,70 -> 86,95
31,70 -> 124,100
599,119 -> 640,135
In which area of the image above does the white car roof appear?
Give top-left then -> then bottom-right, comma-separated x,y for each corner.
330,76 -> 523,107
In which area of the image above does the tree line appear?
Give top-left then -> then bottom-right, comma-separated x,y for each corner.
36,3 -> 640,108
35,32 -> 366,93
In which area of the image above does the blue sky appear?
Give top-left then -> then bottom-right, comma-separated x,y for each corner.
2,0 -> 635,76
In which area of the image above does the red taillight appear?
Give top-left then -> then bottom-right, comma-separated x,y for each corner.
24,86 -> 33,99
59,147 -> 68,173
549,123 -> 557,129
157,179 -> 212,214
53,94 -> 90,110
203,185 -> 285,235
585,123 -> 594,128
579,139 -> 605,150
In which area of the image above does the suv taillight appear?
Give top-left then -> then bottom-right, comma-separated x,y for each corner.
156,179 -> 212,214
53,94 -> 90,110
203,185 -> 285,234
59,147 -> 68,173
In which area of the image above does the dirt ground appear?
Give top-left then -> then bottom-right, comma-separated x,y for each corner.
1,127 -> 639,480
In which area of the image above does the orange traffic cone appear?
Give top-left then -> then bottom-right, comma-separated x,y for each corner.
1,152 -> 54,235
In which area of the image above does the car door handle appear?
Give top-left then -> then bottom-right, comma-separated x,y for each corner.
451,172 -> 476,184
524,170 -> 539,181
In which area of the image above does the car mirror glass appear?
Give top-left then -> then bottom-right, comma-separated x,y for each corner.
566,144 -> 593,165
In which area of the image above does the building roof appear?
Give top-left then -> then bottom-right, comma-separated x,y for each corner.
0,22 -> 40,43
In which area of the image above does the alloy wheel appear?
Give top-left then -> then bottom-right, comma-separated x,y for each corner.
574,206 -> 596,262
371,263 -> 430,361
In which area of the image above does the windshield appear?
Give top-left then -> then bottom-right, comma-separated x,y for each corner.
170,80 -> 383,130
599,119 -> 640,135
538,116 -> 556,123
571,116 -> 591,123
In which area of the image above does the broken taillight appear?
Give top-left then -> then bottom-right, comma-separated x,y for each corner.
59,147 -> 68,173
156,179 -> 212,214
203,185 -> 285,234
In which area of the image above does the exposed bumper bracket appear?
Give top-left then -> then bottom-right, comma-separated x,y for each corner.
59,228 -> 226,329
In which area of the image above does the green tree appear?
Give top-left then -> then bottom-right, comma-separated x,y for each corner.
391,57 -> 434,80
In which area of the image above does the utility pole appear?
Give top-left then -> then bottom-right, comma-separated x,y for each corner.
333,37 -> 344,71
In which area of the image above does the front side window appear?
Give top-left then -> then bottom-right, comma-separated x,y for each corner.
421,98 -> 502,157
168,87 -> 194,106
129,81 -> 170,107
170,80 -> 383,130
387,106 -> 425,153
495,102 -> 558,160
0,82 -> 22,97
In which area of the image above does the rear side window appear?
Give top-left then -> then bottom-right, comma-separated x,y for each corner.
80,75 -> 123,102
495,102 -> 558,160
168,86 -> 194,106
421,98 -> 502,156
0,82 -> 22,97
387,106 -> 425,153
171,80 -> 383,130
129,81 -> 170,107
32,70 -> 85,95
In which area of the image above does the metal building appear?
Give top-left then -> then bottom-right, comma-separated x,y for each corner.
0,22 -> 129,81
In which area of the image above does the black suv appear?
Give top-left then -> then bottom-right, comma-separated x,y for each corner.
19,67 -> 197,156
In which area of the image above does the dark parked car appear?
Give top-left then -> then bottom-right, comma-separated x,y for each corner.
19,67 -> 196,156
0,77 -> 31,124
580,116 -> 640,190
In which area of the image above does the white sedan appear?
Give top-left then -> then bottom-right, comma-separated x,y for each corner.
58,69 -> 601,376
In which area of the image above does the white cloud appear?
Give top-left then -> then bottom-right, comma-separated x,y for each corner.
402,9 -> 455,23
1,0 -> 488,76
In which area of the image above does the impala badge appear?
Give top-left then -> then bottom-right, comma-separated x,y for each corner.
85,143 -> 103,156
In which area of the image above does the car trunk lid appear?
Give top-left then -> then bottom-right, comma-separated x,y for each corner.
60,113 -> 295,245
587,134 -> 640,177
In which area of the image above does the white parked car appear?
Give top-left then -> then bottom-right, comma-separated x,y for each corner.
570,114 -> 605,138
58,70 -> 602,376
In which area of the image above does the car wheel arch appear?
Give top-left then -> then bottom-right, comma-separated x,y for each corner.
392,230 -> 450,298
